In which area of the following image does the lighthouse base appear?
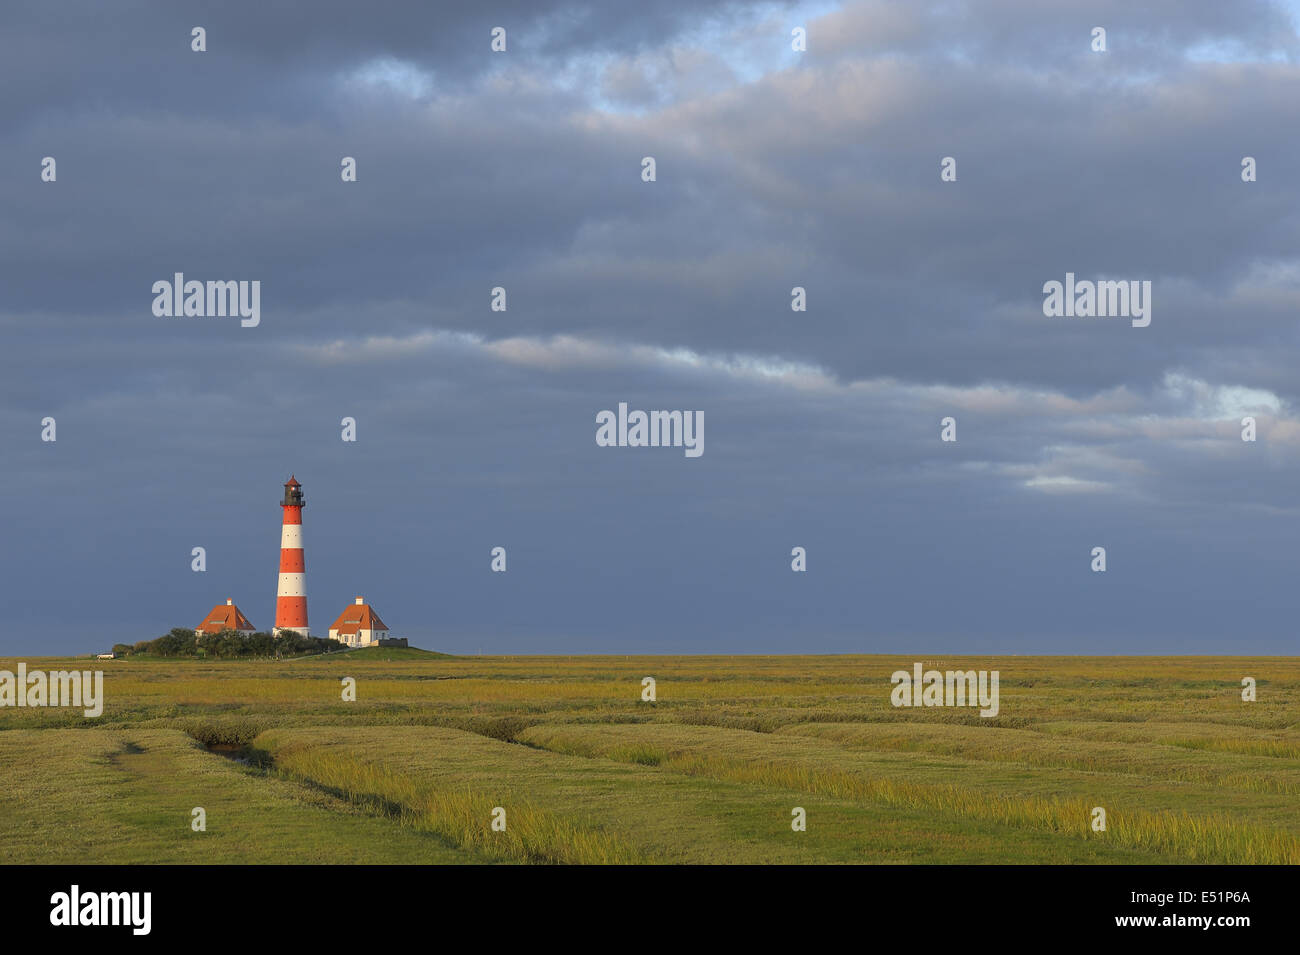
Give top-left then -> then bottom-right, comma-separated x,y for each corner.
273,626 -> 311,639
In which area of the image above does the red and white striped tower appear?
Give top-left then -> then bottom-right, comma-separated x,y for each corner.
274,475 -> 309,637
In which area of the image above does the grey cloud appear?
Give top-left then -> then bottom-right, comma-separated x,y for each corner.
3,0 -> 1298,654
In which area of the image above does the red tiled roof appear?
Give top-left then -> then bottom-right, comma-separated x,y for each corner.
329,602 -> 388,636
196,602 -> 256,634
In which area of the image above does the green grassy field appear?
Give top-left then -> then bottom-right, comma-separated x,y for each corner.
1,651 -> 1296,864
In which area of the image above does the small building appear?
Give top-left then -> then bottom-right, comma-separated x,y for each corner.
328,596 -> 392,648
196,599 -> 257,636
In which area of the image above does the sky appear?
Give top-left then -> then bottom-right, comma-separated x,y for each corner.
3,0 -> 1299,655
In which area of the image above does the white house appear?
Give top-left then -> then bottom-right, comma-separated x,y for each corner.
328,597 -> 391,648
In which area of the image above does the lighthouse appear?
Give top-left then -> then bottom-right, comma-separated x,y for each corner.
274,475 -> 310,637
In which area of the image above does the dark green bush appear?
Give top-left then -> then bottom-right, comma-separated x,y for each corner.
119,628 -> 341,659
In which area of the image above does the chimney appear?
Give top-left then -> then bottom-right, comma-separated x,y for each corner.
226,598 -> 233,605
355,596 -> 364,605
